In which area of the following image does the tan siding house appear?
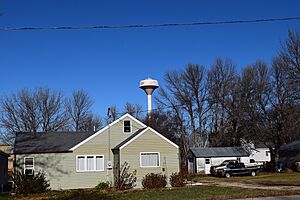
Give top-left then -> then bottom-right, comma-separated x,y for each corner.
14,114 -> 179,190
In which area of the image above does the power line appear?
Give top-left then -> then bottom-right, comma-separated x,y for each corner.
1,16 -> 300,31
115,103 -> 186,116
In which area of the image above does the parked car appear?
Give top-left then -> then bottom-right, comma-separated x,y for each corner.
215,162 -> 261,178
210,160 -> 238,175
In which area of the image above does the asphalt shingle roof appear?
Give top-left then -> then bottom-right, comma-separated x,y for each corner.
280,140 -> 300,151
112,128 -> 146,150
190,147 -> 249,157
14,131 -> 95,154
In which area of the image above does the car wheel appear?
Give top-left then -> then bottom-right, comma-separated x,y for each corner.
225,173 -> 230,178
251,171 -> 256,176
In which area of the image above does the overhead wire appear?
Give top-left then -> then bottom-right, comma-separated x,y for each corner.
1,16 -> 300,31
114,103 -> 186,116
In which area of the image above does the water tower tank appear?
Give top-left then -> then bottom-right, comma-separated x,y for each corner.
139,77 -> 159,117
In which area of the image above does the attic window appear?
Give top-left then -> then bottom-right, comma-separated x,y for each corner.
24,157 -> 34,176
123,120 -> 131,133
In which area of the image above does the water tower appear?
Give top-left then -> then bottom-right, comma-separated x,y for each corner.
139,77 -> 159,119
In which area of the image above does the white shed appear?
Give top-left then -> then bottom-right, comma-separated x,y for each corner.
187,147 -> 250,174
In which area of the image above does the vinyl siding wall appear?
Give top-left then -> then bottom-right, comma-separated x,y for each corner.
15,116 -> 146,190
120,129 -> 180,187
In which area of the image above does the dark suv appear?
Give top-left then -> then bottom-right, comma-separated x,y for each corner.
216,162 -> 259,178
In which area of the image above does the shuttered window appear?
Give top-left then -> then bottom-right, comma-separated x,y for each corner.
140,152 -> 160,167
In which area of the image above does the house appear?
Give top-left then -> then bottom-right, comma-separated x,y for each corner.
249,143 -> 271,163
240,139 -> 271,164
0,145 -> 14,180
0,150 -> 8,191
279,140 -> 300,169
187,147 -> 250,174
14,113 -> 180,190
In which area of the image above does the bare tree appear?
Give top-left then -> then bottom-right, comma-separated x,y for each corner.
280,29 -> 300,102
80,113 -> 102,132
0,88 -> 69,144
182,64 -> 208,147
66,90 -> 93,131
123,102 -> 143,120
36,88 -> 69,132
207,58 -> 239,146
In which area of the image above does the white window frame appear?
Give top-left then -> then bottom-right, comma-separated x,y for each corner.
123,120 -> 132,134
205,158 -> 210,164
140,152 -> 160,168
76,155 -> 104,172
24,157 -> 34,175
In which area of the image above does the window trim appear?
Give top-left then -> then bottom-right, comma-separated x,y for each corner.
76,155 -> 104,172
24,157 -> 34,175
123,120 -> 132,134
205,158 -> 210,164
140,152 -> 160,168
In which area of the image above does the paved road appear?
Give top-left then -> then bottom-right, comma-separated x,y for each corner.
234,195 -> 300,200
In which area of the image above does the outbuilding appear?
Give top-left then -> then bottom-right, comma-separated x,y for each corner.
187,147 -> 250,174
279,140 -> 300,170
0,150 -> 8,192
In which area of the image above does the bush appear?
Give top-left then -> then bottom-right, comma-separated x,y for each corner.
170,172 -> 185,187
94,182 -> 109,191
13,171 -> 50,194
142,173 -> 167,189
114,161 -> 137,190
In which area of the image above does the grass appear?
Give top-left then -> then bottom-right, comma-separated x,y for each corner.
192,171 -> 300,186
4,172 -> 300,200
110,186 -> 300,200
0,193 -> 10,200
5,186 -> 300,200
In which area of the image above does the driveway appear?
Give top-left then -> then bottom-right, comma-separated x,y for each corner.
197,181 -> 300,191
234,195 -> 300,200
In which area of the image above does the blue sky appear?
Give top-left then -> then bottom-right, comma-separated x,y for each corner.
1,0 -> 300,117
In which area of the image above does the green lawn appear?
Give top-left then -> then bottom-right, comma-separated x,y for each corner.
192,171 -> 300,186
5,172 -> 300,200
8,186 -> 300,200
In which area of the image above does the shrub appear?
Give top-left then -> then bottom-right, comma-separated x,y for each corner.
142,173 -> 167,189
94,182 -> 109,191
114,161 -> 137,190
170,172 -> 185,187
13,171 -> 50,194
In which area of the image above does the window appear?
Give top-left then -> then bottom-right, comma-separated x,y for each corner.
140,152 -> 160,167
77,156 -> 85,171
76,155 -> 104,172
205,158 -> 210,164
237,157 -> 241,162
123,120 -> 131,133
266,151 -> 269,157
24,157 -> 34,175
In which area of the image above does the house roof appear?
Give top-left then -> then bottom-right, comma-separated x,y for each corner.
14,131 -> 94,154
280,140 -> 300,151
0,150 -> 9,157
112,128 -> 147,150
190,147 -> 249,158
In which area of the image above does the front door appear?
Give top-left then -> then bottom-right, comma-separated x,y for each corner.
204,158 -> 211,174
